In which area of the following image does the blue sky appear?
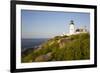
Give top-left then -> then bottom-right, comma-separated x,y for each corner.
21,10 -> 90,39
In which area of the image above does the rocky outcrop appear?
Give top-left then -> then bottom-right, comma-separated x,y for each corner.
35,52 -> 52,62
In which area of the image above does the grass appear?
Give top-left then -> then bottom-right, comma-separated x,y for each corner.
21,33 -> 90,63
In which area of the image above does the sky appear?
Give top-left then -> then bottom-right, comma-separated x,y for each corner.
21,10 -> 90,39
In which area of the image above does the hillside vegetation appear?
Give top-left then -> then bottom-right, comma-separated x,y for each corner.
22,33 -> 90,63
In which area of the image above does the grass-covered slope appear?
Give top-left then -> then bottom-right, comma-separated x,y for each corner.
22,33 -> 90,63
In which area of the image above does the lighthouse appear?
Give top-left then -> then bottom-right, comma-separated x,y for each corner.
69,20 -> 75,35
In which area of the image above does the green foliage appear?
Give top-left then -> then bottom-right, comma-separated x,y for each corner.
22,33 -> 90,63
54,36 -> 62,40
21,51 -> 34,63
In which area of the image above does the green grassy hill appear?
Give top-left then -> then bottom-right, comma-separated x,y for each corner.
22,33 -> 90,63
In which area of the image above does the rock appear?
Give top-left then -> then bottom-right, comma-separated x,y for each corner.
35,52 -> 52,62
57,37 -> 72,48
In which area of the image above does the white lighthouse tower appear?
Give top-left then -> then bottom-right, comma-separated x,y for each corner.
69,20 -> 75,35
